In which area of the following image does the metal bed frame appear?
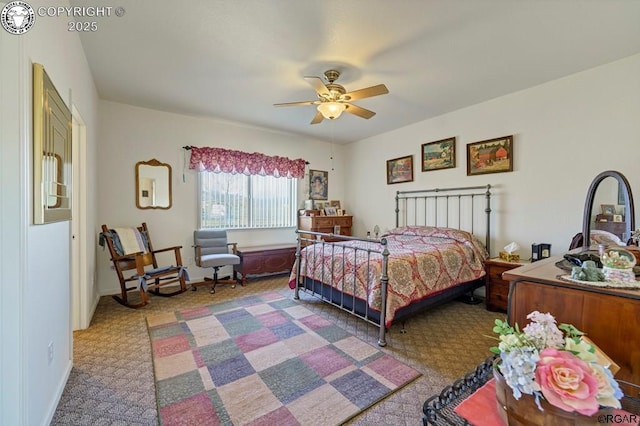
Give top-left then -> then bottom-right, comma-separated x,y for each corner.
293,184 -> 492,347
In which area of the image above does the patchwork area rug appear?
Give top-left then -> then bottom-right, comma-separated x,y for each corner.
146,292 -> 421,425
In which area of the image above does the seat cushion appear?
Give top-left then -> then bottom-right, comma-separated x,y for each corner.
199,253 -> 240,268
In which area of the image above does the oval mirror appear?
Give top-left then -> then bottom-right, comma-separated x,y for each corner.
581,170 -> 635,251
135,159 -> 172,209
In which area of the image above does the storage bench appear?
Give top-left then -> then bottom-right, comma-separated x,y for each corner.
233,244 -> 296,284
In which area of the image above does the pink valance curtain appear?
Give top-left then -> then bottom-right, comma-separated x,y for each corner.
188,146 -> 306,179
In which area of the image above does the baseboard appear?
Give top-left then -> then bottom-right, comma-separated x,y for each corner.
43,358 -> 72,425
88,293 -> 100,323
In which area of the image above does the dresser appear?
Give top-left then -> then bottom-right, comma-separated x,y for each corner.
503,257 -> 640,395
594,214 -> 627,239
484,257 -> 527,312
298,214 -> 353,242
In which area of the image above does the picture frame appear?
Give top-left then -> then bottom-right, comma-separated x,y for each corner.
601,204 -> 616,215
466,135 -> 514,176
324,206 -> 337,216
618,184 -> 625,205
337,209 -> 344,216
421,137 -> 456,172
330,200 -> 341,209
309,169 -> 328,200
613,214 -> 623,223
386,155 -> 414,184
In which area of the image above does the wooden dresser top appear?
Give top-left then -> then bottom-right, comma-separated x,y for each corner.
503,255 -> 640,300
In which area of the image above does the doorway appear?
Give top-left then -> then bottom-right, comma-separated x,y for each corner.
71,105 -> 89,330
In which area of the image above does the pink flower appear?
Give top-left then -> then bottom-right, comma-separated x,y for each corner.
535,348 -> 600,415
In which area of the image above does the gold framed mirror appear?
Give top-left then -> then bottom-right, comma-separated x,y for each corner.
33,63 -> 72,224
135,159 -> 172,209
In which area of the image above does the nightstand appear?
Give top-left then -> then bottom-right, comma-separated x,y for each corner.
484,257 -> 528,312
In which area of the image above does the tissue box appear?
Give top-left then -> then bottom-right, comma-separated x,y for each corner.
499,251 -> 520,262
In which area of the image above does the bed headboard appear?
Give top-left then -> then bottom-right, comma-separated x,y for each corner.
395,184 -> 492,255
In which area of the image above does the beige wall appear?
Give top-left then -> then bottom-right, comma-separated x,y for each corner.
66,50 -> 637,426
96,54 -> 640,295
346,53 -> 640,258
96,101 -> 346,294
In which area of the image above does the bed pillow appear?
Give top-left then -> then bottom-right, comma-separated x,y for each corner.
384,225 -> 475,243
589,230 -> 625,247
385,225 -> 489,260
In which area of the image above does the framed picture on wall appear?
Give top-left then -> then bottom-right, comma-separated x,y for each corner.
466,135 -> 513,176
422,137 -> 456,172
386,155 -> 413,184
309,169 -> 328,200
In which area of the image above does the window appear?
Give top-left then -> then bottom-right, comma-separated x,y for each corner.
199,172 -> 297,229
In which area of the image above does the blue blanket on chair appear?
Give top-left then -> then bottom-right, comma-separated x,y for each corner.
133,266 -> 190,291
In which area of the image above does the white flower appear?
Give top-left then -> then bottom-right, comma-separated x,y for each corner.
564,338 -> 597,363
523,311 -> 564,350
589,363 -> 623,409
498,333 -> 522,352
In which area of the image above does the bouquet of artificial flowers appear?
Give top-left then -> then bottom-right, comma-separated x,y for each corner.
490,311 -> 623,416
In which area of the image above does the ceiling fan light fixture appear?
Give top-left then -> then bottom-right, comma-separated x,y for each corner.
317,102 -> 346,120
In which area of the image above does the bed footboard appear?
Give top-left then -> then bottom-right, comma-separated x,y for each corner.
293,231 -> 390,346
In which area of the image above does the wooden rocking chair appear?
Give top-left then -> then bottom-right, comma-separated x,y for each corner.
100,223 -> 188,308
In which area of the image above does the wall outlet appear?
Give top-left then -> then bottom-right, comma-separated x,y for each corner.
48,341 -> 54,365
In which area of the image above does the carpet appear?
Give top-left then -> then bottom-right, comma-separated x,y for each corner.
146,292 -> 421,425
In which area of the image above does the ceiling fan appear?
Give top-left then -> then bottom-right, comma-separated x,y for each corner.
274,70 -> 389,124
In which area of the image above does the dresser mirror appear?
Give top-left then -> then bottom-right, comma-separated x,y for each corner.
581,170 -> 635,251
135,159 -> 172,209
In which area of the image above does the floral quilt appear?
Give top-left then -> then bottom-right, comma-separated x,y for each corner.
289,226 -> 489,327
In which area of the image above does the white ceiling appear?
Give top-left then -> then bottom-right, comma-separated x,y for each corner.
72,0 -> 640,144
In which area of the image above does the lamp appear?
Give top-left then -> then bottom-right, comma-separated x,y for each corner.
317,102 -> 346,120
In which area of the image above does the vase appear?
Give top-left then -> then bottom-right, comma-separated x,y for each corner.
493,366 -> 612,426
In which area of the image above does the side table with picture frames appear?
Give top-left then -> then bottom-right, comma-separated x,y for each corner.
297,214 -> 353,244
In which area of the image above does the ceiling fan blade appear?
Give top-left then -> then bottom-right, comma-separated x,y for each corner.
342,84 -> 389,101
304,76 -> 330,98
344,103 -> 376,119
273,100 -> 319,107
310,110 -> 324,125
